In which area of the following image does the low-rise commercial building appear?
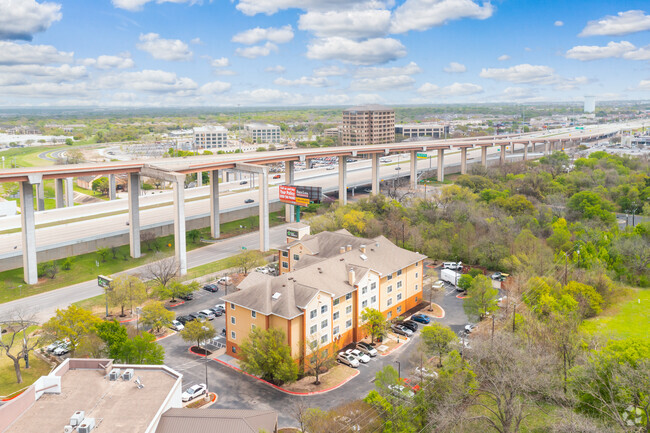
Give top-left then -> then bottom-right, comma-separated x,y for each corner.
193,126 -> 228,149
396,123 -> 449,139
244,123 -> 281,144
341,105 -> 395,146
222,227 -> 426,359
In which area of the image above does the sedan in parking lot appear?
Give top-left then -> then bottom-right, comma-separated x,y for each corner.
176,315 -> 193,325
203,284 -> 219,292
356,341 -> 378,357
170,320 -> 184,331
414,366 -> 438,380
179,293 -> 194,301
208,308 -> 223,317
346,349 -> 370,364
391,324 -> 413,337
182,384 -> 207,402
398,320 -> 419,332
337,352 -> 359,368
198,310 -> 215,320
410,314 -> 431,324
188,312 -> 202,321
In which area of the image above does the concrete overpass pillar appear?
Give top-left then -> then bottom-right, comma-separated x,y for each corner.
109,174 -> 116,200
20,180 -> 38,284
285,161 -> 295,222
460,148 -> 468,174
338,156 -> 347,206
54,178 -> 64,208
209,170 -> 220,239
409,150 -> 417,190
481,146 -> 488,167
65,178 -> 74,207
197,171 -> 203,187
500,145 -> 507,165
128,173 -> 141,259
173,178 -> 187,276
437,149 -> 445,182
259,167 -> 270,252
510,142 -> 515,155
544,141 -> 550,155
524,142 -> 529,161
36,181 -> 45,211
371,153 -> 380,195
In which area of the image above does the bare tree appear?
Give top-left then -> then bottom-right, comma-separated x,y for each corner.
144,255 -> 179,289
0,312 -> 43,384
291,400 -> 309,433
305,338 -> 337,385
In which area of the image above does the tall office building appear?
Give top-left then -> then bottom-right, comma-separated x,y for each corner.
584,96 -> 596,113
244,123 -> 281,143
341,105 -> 395,146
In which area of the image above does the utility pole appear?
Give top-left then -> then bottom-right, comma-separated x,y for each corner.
512,304 -> 517,333
395,360 -> 401,379
491,315 -> 495,342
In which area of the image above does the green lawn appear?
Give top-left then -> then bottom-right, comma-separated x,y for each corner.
73,184 -> 109,200
581,289 -> 650,340
0,145 -> 63,168
0,326 -> 53,397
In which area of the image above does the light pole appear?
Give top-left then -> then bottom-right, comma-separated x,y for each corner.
394,360 -> 401,379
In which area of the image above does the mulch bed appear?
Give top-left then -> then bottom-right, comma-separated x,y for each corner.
190,346 -> 212,356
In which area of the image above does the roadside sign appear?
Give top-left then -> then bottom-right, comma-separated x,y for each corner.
287,229 -> 299,238
416,153 -> 428,158
279,184 -> 321,207
98,275 -> 112,288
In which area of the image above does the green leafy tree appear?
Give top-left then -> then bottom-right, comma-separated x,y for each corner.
92,177 -> 110,196
234,250 -> 265,274
420,323 -> 457,367
239,327 -> 298,385
140,301 -> 174,333
564,281 -> 604,318
361,308 -> 388,344
158,280 -> 197,302
457,274 -> 473,291
463,275 -> 499,321
96,246 -> 110,262
94,320 -> 128,359
43,305 -> 100,356
180,319 -> 216,351
119,333 -> 165,364
567,191 -> 615,224
187,229 -> 201,244
108,274 -> 148,317
65,138 -> 74,145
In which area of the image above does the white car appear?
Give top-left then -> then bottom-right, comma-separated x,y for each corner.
337,352 -> 359,368
347,349 -> 370,364
414,367 -> 438,380
182,383 -> 207,402
217,277 -> 232,286
52,342 -> 71,356
326,165 -> 335,170
170,320 -> 184,331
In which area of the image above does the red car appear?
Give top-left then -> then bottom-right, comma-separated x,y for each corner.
272,174 -> 281,179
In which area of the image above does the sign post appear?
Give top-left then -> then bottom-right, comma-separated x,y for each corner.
98,275 -> 113,318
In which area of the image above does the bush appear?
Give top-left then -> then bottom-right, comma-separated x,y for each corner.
61,257 -> 73,271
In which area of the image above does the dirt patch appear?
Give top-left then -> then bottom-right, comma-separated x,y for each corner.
280,364 -> 358,393
377,334 -> 407,355
190,346 -> 212,357
185,392 -> 217,408
420,303 -> 444,318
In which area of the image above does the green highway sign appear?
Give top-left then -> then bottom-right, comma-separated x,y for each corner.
417,153 -> 428,158
97,275 -> 112,288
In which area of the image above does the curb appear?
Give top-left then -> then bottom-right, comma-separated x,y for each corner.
168,301 -> 185,307
424,303 -> 446,319
188,347 -> 211,358
212,358 -> 360,395
155,331 -> 177,341
456,294 -> 468,299
119,317 -> 137,323
380,336 -> 410,356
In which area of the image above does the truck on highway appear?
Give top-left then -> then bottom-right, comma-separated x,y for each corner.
441,268 -> 462,288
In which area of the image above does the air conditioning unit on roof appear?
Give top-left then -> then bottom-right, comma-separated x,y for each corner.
77,418 -> 95,433
70,410 -> 85,426
108,368 -> 121,381
122,368 -> 134,381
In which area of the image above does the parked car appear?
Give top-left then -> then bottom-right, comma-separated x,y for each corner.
203,283 -> 219,293
188,312 -> 202,321
181,383 -> 207,402
179,293 -> 194,301
198,310 -> 215,320
217,277 -> 231,286
170,320 -> 184,331
387,384 -> 415,399
464,323 -> 477,334
337,352 -> 359,368
52,342 -> 71,356
391,324 -> 413,337
46,340 -> 67,353
356,341 -> 378,357
244,198 -> 254,203
399,320 -> 419,332
410,314 -> 431,324
208,308 -> 223,317
346,349 -> 371,364
442,261 -> 462,270
432,280 -> 445,290
214,303 -> 226,312
176,315 -> 192,325
414,366 -> 438,380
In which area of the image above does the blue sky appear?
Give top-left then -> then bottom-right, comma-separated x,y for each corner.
0,0 -> 649,107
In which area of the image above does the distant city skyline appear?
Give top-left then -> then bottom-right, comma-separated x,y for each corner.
0,0 -> 649,107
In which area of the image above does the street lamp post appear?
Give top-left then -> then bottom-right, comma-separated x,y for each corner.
395,360 -> 401,379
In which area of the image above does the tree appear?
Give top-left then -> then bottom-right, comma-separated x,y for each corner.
180,319 -> 216,352
305,337 -> 336,385
108,274 -> 147,317
144,255 -> 179,290
140,301 -> 174,333
38,260 -> 59,279
94,319 -> 128,359
457,274 -> 473,291
420,323 -> 457,367
119,333 -> 165,364
234,250 -> 265,274
42,305 -> 100,356
92,177 -> 110,196
96,247 -> 110,262
463,275 -> 499,321
187,229 -> 201,244
158,280 -> 197,302
65,138 -> 73,146
361,308 -> 388,344
0,312 -> 42,384
239,327 -> 298,385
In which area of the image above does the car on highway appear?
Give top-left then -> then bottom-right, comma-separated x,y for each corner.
272,174 -> 281,179
346,349 -> 371,364
337,352 -> 359,368
244,198 -> 254,203
394,166 -> 402,170
182,384 -> 207,402
356,341 -> 378,357
380,158 -> 391,163
198,310 -> 215,320
391,324 -> 413,337
326,165 -> 335,170
239,180 -> 248,185
410,314 -> 431,324
170,320 -> 184,331
203,283 -> 219,293
179,293 -> 194,301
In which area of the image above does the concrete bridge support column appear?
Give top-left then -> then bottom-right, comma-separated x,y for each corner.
259,168 -> 270,252
409,150 -> 417,190
338,156 -> 347,206
128,173 -> 141,259
285,161 -> 295,222
36,182 -> 45,211
523,142 -> 529,161
65,178 -> 74,207
197,171 -> 203,187
500,145 -> 507,165
544,141 -> 550,155
437,149 -> 445,182
173,178 -> 187,276
20,179 -> 39,284
54,178 -> 64,208
481,146 -> 488,167
371,153 -> 380,195
460,148 -> 468,174
209,170 -> 220,239
510,142 -> 515,155
109,174 -> 116,200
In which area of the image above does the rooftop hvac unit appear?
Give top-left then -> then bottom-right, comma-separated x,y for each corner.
77,418 -> 95,433
108,368 -> 121,381
70,410 -> 85,426
63,426 -> 74,433
121,368 -> 134,381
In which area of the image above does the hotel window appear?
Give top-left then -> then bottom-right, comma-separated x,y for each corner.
362,286 -> 368,295
371,295 -> 377,304
387,274 -> 393,281
310,325 -> 317,335
334,298 -> 340,306
346,305 -> 352,315
345,319 -> 352,329
293,254 -> 300,261
415,296 -> 418,302
397,281 -> 402,289
232,346 -> 236,353
387,298 -> 393,306
415,284 -> 419,291
321,334 -> 328,344
231,331 -> 236,340
321,319 -> 328,329
362,300 -> 368,309
346,293 -> 352,301
231,316 -> 236,325
371,282 -> 377,290
282,251 -> 288,257
387,285 -> 393,293
251,324 -> 256,330
397,293 -> 402,301
397,270 -> 402,276
230,303 -> 236,310
321,305 -> 328,314
415,272 -> 419,278
282,262 -> 288,269
333,326 -> 339,335
333,311 -> 339,320
310,309 -> 317,319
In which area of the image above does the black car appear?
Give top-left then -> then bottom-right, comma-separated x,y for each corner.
244,198 -> 254,203
398,320 -> 419,332
176,315 -> 192,325
188,312 -> 202,321
208,308 -> 223,317
203,284 -> 219,293
179,293 -> 194,301
240,180 -> 248,185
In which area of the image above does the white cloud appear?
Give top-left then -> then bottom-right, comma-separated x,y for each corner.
352,93 -> 384,104
554,20 -> 564,27
298,9 -> 391,40
265,65 -> 286,73
313,65 -> 347,76
200,80 -> 231,93
500,86 -> 538,100
580,10 -> 650,37
0,42 -> 72,65
190,37 -> 202,45
0,82 -> 89,97
235,0 -> 371,16
235,42 -> 278,59
0,64 -> 87,82
232,25 -> 294,45
355,61 -> 421,78
418,81 -> 483,97
565,41 -> 650,61
136,33 -> 193,61
274,76 -> 330,87
352,75 -> 415,91
0,0 -> 62,41
390,0 -> 493,33
236,88 -> 298,104
498,54 -> 510,61
638,80 -> 650,91
82,53 -> 134,69
480,64 -> 556,84
211,57 -> 229,67
99,69 -> 198,94
112,0 -> 205,12
443,62 -> 466,73
306,37 -> 407,65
